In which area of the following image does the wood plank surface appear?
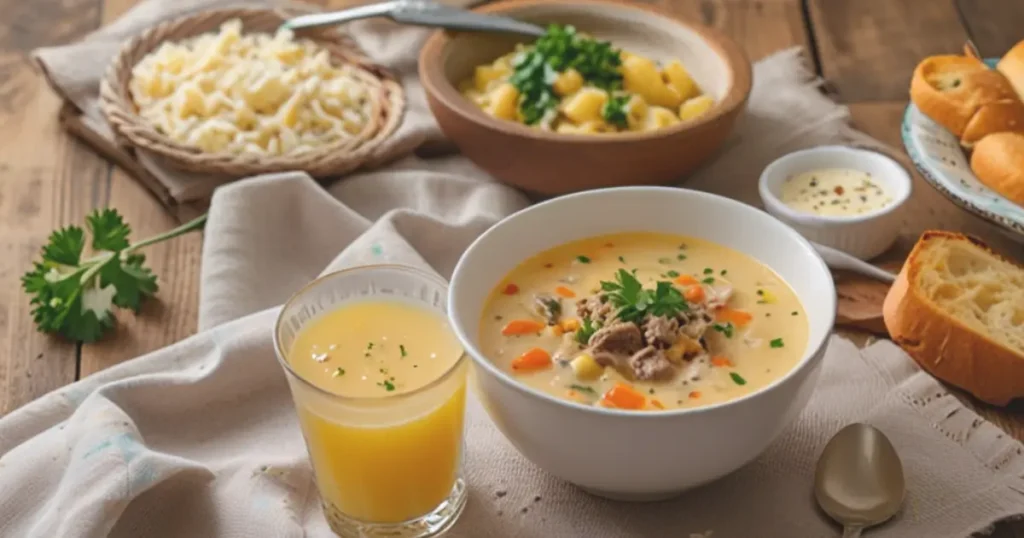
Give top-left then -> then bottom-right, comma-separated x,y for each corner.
77,0 -> 204,375
648,0 -> 809,61
807,0 -> 969,102
0,0 -> 107,416
955,0 -> 1024,58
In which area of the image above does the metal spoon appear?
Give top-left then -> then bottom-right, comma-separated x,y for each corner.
811,242 -> 896,284
814,423 -> 906,538
282,0 -> 545,37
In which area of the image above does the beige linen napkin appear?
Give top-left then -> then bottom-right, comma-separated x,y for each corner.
2,172 -> 1024,538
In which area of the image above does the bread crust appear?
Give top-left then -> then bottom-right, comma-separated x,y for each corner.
970,132 -> 1024,206
910,55 -> 1022,144
961,100 -> 1024,147
997,40 -> 1024,100
910,55 -> 985,136
883,231 -> 1024,406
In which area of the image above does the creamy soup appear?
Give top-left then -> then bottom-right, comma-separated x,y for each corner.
780,168 -> 893,217
478,232 -> 809,411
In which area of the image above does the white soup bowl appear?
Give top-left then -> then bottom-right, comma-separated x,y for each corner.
448,186 -> 836,500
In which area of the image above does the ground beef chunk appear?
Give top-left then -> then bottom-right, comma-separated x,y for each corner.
534,294 -> 562,325
576,294 -> 613,325
678,307 -> 714,339
629,346 -> 676,381
643,315 -> 678,348
587,321 -> 643,357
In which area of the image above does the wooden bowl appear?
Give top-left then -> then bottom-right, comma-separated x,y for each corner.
418,0 -> 752,194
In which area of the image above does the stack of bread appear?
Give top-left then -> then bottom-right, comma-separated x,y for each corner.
910,40 -> 1024,206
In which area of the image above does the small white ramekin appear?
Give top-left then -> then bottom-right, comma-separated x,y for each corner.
758,145 -> 912,260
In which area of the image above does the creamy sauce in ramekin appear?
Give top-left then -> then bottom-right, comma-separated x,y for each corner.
780,168 -> 893,217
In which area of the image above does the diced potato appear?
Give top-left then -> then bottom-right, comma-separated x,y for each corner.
625,94 -> 648,130
570,353 -> 604,381
556,122 -> 584,134
576,120 -> 615,134
560,318 -> 580,332
643,105 -> 680,130
474,64 -> 509,93
621,55 -> 682,109
679,95 -> 715,121
666,335 -> 704,364
485,83 -> 520,120
552,68 -> 585,96
662,60 -> 698,102
560,88 -> 608,124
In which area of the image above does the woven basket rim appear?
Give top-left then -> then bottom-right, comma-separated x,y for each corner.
98,7 -> 406,178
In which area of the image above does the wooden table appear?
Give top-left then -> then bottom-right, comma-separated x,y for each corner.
1,0 -> 1022,534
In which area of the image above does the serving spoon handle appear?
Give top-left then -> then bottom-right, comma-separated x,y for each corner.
810,242 -> 896,284
282,0 -> 546,37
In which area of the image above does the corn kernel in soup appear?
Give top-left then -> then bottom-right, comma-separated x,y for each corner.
478,232 -> 808,411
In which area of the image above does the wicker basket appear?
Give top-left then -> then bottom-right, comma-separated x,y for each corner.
99,8 -> 405,178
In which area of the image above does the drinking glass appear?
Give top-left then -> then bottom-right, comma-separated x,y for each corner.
274,265 -> 469,538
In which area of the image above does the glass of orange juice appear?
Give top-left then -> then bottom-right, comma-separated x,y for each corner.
274,265 -> 469,537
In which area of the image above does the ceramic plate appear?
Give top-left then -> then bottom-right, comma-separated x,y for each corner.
901,60 -> 1024,240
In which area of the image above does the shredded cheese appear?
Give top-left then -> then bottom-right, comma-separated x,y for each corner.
129,19 -> 373,156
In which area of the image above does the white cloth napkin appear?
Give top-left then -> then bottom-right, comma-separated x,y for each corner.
9,0 -> 1024,536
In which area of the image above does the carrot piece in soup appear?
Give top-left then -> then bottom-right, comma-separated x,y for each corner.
689,391 -> 702,399
602,382 -> 647,410
650,399 -> 665,410
674,275 -> 699,286
711,356 -> 734,368
502,283 -> 519,295
715,308 -> 753,327
511,348 -> 553,371
501,319 -> 545,336
684,285 -> 705,303
554,286 -> 576,298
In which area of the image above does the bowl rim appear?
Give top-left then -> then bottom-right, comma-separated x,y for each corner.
418,0 -> 753,144
757,145 -> 914,227
448,186 -> 837,419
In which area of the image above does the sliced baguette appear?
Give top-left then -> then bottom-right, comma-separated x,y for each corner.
997,40 -> 1024,101
970,131 -> 1024,206
883,231 -> 1024,406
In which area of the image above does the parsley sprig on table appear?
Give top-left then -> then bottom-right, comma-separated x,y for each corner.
510,24 -> 624,125
600,269 -> 688,323
21,209 -> 207,343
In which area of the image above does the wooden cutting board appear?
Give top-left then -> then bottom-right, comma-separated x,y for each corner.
834,269 -> 894,336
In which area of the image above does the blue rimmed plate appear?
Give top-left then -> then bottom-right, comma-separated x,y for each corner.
901,59 -> 1024,241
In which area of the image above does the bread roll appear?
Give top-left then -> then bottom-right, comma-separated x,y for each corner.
883,231 -> 1024,406
962,99 -> 1024,147
970,132 -> 1024,206
909,55 -> 1024,144
996,40 -> 1024,100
